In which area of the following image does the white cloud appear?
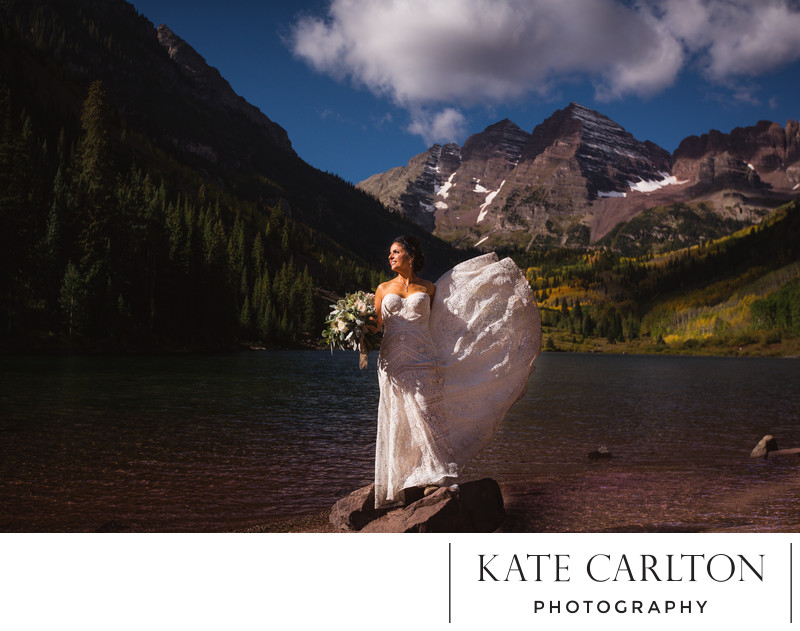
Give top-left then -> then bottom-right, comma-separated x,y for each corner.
646,0 -> 800,80
407,108 -> 467,145
289,0 -> 800,140
290,0 -> 675,105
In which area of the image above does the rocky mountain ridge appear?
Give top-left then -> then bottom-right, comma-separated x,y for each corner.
156,25 -> 293,154
358,103 -> 800,252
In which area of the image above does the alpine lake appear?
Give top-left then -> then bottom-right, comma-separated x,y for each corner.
2,351 -> 799,532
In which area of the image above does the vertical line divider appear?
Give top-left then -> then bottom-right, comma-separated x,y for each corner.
448,542 -> 452,624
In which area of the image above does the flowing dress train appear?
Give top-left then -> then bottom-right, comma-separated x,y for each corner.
374,253 -> 541,508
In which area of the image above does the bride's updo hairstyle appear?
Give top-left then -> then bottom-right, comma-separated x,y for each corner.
393,235 -> 425,273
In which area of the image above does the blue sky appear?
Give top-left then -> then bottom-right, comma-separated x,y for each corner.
130,0 -> 800,185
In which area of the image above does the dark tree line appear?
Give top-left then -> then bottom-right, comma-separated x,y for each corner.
0,79 -> 383,351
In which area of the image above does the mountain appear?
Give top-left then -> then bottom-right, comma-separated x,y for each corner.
672,119 -> 800,197
0,0 -> 460,351
1,0 -> 458,272
358,103 -> 800,253
155,24 -> 293,154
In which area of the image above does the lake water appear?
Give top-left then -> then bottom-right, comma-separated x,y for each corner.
1,351 -> 799,532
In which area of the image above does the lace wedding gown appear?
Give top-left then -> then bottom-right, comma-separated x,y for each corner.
374,253 -> 541,508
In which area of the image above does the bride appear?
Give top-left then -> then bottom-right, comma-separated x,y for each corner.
369,235 -> 541,509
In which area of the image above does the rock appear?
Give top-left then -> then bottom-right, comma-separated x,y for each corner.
329,484 -> 391,532
587,445 -> 613,460
750,434 -> 779,459
749,435 -> 800,460
357,142 -> 462,231
332,478 -> 505,533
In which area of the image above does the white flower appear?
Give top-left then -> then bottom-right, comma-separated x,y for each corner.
336,318 -> 348,332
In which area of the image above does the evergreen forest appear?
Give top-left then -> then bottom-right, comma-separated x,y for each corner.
1,78 -> 394,350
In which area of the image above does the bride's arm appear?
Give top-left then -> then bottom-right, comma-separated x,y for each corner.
367,285 -> 384,333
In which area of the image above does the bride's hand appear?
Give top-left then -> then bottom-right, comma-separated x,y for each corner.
364,315 -> 380,334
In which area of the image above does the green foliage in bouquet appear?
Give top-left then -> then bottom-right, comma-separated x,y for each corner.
322,291 -> 382,354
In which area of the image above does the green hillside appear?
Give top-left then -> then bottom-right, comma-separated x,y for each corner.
514,198 -> 800,355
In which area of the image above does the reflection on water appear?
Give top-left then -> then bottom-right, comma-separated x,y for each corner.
1,351 -> 799,532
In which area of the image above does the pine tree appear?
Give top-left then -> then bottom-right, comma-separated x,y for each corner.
239,294 -> 252,337
75,80 -> 114,269
0,91 -> 33,334
251,232 -> 264,276
59,262 -> 87,341
281,224 -> 290,252
301,268 -> 315,335
202,202 -> 226,268
227,214 -> 246,292
37,164 -> 68,314
258,301 -> 272,342
582,312 -> 595,338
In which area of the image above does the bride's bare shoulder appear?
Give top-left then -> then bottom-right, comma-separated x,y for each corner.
375,280 -> 393,297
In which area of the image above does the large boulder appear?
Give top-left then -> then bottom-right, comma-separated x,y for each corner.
329,484 -> 390,532
330,478 -> 505,533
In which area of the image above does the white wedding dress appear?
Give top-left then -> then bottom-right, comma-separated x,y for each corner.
374,253 -> 541,508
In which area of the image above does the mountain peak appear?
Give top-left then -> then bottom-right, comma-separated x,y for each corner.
526,102 -> 672,198
486,118 -> 522,130
156,25 -> 293,153
563,102 -> 622,130
565,101 -> 592,113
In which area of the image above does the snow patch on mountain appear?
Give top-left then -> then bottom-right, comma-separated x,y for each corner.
436,173 -> 456,198
477,180 -> 505,223
628,173 -> 687,193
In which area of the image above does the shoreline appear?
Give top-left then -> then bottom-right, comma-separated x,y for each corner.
237,510 -> 336,533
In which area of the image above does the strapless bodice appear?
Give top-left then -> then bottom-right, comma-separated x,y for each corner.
381,292 -> 431,332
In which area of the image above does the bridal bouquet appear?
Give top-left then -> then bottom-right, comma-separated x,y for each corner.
323,291 -> 381,369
